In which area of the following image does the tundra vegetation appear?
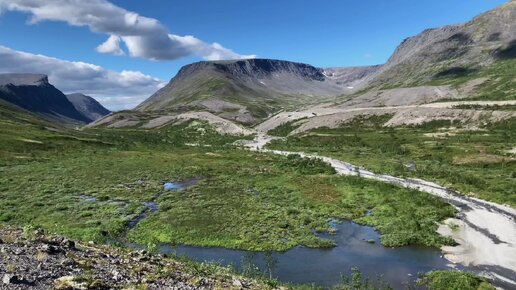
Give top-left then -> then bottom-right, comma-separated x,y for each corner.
268,115 -> 516,206
0,105 -> 497,288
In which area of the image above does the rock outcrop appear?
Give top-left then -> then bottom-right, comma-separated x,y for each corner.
0,226 -> 265,289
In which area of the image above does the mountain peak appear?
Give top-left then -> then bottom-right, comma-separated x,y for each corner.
135,58 -> 369,124
175,58 -> 326,81
0,73 -> 49,86
66,93 -> 111,122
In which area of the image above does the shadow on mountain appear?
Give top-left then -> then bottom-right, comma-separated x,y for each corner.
492,39 -> 516,60
487,33 -> 501,42
434,67 -> 478,78
446,32 -> 473,45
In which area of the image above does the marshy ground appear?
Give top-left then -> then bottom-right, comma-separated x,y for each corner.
0,114 -> 510,289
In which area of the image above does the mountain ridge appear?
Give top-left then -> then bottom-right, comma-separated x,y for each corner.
135,59 -> 378,124
66,93 -> 111,122
0,73 -> 110,124
89,1 -> 516,130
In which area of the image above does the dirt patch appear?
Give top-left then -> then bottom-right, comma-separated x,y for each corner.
453,154 -> 515,165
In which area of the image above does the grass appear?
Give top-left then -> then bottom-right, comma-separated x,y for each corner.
451,104 -> 516,111
0,111 -> 455,251
0,103 -> 500,289
268,120 -> 303,137
418,271 -> 495,290
426,59 -> 516,101
268,117 -> 516,206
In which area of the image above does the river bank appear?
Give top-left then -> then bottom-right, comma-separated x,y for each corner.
0,226 -> 266,289
239,134 -> 516,288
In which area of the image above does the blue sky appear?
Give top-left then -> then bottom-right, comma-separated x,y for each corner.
0,0 -> 508,109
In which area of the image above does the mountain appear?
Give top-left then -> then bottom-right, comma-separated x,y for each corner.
0,74 -> 91,124
93,1 -> 515,130
363,0 -> 516,90
66,93 -> 111,122
136,59 -> 377,124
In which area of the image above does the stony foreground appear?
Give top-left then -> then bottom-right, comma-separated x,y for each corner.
0,227 -> 263,290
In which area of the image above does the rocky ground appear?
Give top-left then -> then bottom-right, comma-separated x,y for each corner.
0,226 -> 264,290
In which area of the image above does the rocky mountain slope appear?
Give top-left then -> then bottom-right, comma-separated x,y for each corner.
91,1 -> 515,132
66,93 -> 111,122
0,74 -> 105,124
363,0 -> 516,89
136,59 -> 377,124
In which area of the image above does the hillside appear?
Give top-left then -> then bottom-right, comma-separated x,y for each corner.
92,1 -> 516,131
0,74 -> 91,124
66,93 -> 111,122
135,59 -> 377,124
361,0 -> 516,95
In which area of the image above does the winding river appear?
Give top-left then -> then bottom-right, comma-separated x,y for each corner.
160,220 -> 453,289
237,134 -> 516,288
115,134 -> 516,289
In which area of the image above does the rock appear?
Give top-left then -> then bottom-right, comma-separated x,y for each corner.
60,258 -> 76,267
40,244 -> 61,254
2,274 -> 25,285
3,274 -> 13,284
51,236 -> 64,244
54,276 -> 88,290
61,239 -> 76,249
232,277 -> 243,288
112,269 -> 121,281
34,228 -> 45,237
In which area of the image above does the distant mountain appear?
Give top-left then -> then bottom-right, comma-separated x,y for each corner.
0,73 -> 91,124
136,59 -> 377,124
66,93 -> 111,122
93,1 -> 515,130
364,0 -> 516,90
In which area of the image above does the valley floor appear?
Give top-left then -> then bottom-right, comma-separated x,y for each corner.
0,111 -> 513,289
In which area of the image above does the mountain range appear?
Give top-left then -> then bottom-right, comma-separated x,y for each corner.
1,1 -> 515,131
91,0 -> 515,130
0,74 -> 110,125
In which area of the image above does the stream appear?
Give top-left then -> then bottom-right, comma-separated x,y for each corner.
160,220 -> 453,289
79,136 -> 516,288
238,134 -> 516,288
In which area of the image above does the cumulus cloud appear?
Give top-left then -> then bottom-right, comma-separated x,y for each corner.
0,45 -> 166,110
96,35 -> 125,56
0,0 -> 255,61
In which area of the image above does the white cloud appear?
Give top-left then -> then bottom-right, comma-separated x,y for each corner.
0,45 -> 166,110
96,35 -> 125,56
0,0 -> 256,61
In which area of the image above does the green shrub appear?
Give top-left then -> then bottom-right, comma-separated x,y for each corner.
418,271 -> 495,290
278,154 -> 336,175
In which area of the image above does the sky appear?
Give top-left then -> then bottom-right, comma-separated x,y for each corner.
0,0 -> 508,110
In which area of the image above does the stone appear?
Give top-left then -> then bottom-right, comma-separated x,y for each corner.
232,277 -> 243,288
40,244 -> 61,254
61,239 -> 76,249
3,274 -> 20,284
54,276 -> 88,290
